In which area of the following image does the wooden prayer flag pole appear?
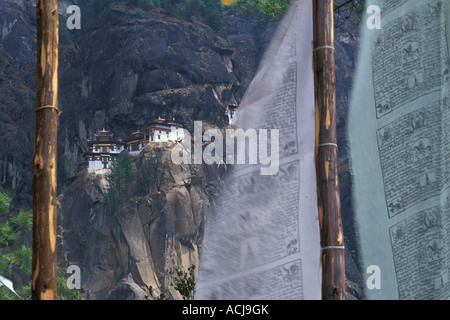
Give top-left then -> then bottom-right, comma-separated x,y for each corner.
313,0 -> 346,300
32,0 -> 60,300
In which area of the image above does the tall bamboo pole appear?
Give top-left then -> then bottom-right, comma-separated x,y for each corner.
32,0 -> 59,300
313,0 -> 345,300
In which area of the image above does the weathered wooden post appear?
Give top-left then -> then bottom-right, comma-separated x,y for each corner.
313,0 -> 345,300
32,0 -> 60,300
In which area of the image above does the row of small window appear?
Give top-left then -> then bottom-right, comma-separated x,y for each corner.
93,145 -> 141,152
89,157 -> 113,161
94,146 -> 118,152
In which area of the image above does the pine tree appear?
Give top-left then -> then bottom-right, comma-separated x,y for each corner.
0,189 -> 84,300
235,0 -> 363,22
105,150 -> 136,212
0,190 -> 30,284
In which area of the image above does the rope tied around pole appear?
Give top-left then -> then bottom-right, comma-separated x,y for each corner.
35,105 -> 61,116
313,45 -> 335,51
321,246 -> 345,251
316,143 -> 338,150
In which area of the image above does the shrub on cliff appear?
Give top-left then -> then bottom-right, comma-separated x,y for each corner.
0,189 -> 84,300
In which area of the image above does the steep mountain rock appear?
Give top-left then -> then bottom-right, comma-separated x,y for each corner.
0,0 -> 36,209
0,1 -> 255,200
57,142 -> 210,299
57,3 -> 245,185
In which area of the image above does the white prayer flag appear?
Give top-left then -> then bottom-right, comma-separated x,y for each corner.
349,0 -> 450,299
0,274 -> 21,299
195,0 -> 320,300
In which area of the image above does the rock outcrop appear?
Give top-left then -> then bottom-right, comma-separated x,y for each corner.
57,142 -> 209,299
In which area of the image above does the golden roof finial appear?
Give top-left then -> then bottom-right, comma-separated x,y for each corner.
100,127 -> 108,133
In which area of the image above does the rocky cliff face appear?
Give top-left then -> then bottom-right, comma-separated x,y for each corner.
0,0 -> 36,208
0,1 -> 265,200
57,142 -> 210,299
58,3 -> 247,186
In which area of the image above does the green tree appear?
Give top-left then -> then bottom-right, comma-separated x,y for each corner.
145,285 -> 170,300
56,267 -> 85,300
140,0 -> 162,8
169,264 -> 196,300
0,190 -> 32,300
235,0 -> 293,22
105,150 -> 136,211
0,189 -> 84,300
134,7 -> 144,18
145,264 -> 196,300
0,190 -> 11,214
0,190 -> 31,288
235,0 -> 364,23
